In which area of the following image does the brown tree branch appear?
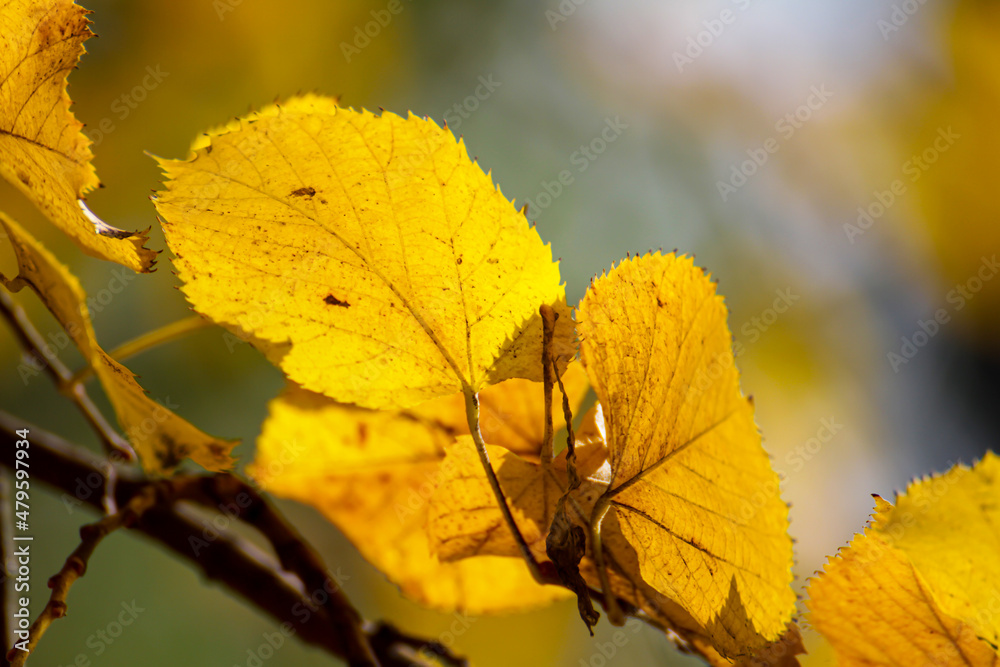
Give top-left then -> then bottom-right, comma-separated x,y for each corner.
0,412 -> 466,667
172,474 -> 378,665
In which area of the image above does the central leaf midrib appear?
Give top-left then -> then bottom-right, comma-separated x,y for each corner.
604,406 -> 740,501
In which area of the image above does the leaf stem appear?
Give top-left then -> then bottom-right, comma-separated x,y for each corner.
463,389 -> 544,583
70,315 -> 212,385
589,495 -> 625,625
0,292 -> 135,462
554,363 -> 579,490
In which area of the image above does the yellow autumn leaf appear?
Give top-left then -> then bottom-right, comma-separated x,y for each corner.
249,385 -> 571,614
411,361 -> 590,457
0,212 -> 235,472
0,0 -> 155,272
808,453 -> 1000,666
426,404 -> 802,665
576,252 -> 795,657
428,439 -> 593,563
809,537 -> 998,667
153,94 -> 575,410
871,452 -> 1000,646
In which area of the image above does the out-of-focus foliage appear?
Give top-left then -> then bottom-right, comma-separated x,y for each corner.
910,1 -> 1000,343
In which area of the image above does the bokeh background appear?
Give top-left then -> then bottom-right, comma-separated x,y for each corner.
2,0 -> 998,665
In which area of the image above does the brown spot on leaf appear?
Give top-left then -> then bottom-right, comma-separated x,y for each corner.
290,186 -> 316,197
487,258 -> 499,264
98,226 -> 135,240
324,294 -> 350,308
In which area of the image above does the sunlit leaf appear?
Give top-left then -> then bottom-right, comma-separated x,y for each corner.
428,402 -> 802,665
153,95 -> 574,409
411,361 -> 589,457
0,0 -> 155,271
576,252 -> 795,657
249,385 -> 571,613
428,438 -> 599,563
808,453 -> 1000,666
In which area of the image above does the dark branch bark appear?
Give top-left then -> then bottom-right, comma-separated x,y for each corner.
177,474 -> 377,663
0,412 -> 466,667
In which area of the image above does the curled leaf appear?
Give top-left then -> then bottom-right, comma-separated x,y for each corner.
546,499 -> 599,634
428,439 -> 559,562
153,95 -> 574,409
0,0 -> 155,271
0,213 -> 234,472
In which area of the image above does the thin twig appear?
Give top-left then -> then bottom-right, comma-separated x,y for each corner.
554,363 -> 580,491
69,315 -> 212,385
589,496 -> 625,625
0,414 -> 464,666
540,305 -> 557,466
463,390 -> 551,585
0,474 -> 11,666
546,361 -> 601,633
8,484 -> 159,666
0,292 -> 135,462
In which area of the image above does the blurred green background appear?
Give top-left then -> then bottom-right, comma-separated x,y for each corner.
2,0 -> 999,665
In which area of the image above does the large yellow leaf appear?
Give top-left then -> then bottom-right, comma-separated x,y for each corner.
411,361 -> 590,457
0,213 -> 234,472
808,454 -> 1000,666
153,95 -> 574,410
0,0 -> 155,272
249,386 -> 571,614
576,253 -> 795,657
